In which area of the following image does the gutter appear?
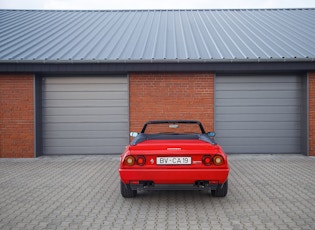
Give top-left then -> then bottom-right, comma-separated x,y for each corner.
0,57 -> 314,64
1,59 -> 315,74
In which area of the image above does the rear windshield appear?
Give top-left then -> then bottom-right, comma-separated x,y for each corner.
144,123 -> 203,134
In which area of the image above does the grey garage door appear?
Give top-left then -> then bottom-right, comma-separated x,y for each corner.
42,76 -> 129,155
215,75 -> 302,154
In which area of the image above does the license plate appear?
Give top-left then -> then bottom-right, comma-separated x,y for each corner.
156,157 -> 191,165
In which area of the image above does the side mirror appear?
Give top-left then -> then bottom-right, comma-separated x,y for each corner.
207,132 -> 216,137
130,132 -> 139,137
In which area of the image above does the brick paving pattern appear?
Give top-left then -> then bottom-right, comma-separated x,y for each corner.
0,154 -> 314,230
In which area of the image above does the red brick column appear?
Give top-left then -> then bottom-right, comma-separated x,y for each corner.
0,74 -> 34,158
309,72 -> 315,156
129,72 -> 214,134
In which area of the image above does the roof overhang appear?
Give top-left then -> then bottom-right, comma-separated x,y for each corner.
0,59 -> 314,75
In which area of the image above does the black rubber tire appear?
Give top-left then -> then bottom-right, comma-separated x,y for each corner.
120,181 -> 137,198
211,180 -> 228,197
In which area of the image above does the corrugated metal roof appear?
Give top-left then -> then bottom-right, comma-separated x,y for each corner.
0,9 -> 315,63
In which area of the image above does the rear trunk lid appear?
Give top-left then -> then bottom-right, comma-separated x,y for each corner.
129,139 -> 219,154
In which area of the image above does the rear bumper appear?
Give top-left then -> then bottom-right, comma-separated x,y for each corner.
119,168 -> 229,185
129,182 -> 221,191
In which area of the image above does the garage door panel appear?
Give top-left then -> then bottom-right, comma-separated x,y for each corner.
43,107 -> 128,116
215,121 -> 301,130
216,90 -> 301,99
216,106 -> 300,114
216,98 -> 300,106
43,138 -> 128,147
43,114 -> 128,123
215,74 -> 301,154
218,137 -> 300,146
44,76 -> 127,84
44,146 -> 125,155
216,83 -> 301,91
222,145 -> 300,154
44,83 -> 128,92
216,75 -> 301,83
216,129 -> 299,138
43,122 -> 128,131
44,131 -> 128,139
216,113 -> 300,122
43,99 -> 128,108
43,91 -> 128,100
42,76 -> 128,155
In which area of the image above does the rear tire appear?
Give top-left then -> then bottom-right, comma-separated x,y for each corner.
211,180 -> 228,197
120,181 -> 137,198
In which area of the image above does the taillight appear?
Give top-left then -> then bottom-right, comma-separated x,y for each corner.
213,155 -> 224,166
124,155 -> 146,166
203,155 -> 225,166
202,155 -> 212,166
136,156 -> 146,166
124,156 -> 135,166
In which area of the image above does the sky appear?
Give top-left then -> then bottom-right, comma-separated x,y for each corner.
1,0 -> 315,10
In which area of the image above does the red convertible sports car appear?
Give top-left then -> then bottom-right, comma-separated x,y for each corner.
119,120 -> 229,198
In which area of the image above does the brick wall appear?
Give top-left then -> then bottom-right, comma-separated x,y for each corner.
129,73 -> 214,134
0,74 -> 34,158
309,72 -> 315,156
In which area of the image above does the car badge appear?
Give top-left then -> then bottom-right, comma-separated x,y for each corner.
167,148 -> 181,150
150,158 -> 155,164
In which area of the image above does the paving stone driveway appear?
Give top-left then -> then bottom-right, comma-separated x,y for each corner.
0,154 -> 314,230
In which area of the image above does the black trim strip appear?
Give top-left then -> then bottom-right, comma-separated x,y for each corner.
0,62 -> 314,74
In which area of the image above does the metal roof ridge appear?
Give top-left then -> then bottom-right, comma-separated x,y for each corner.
1,57 -> 314,64
1,8 -> 315,12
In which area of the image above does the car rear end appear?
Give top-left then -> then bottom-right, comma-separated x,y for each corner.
119,139 -> 229,197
